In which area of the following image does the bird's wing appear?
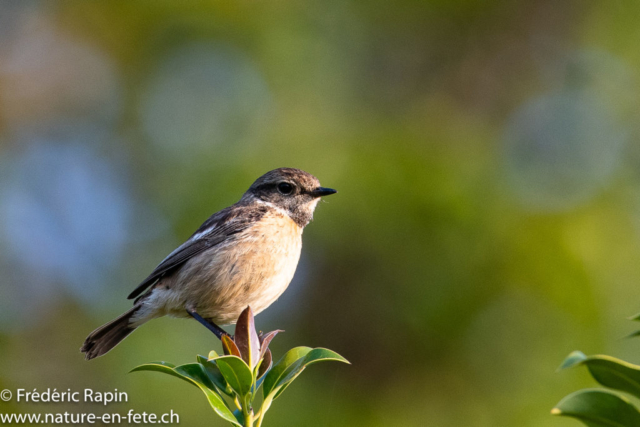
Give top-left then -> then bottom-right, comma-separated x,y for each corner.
127,204 -> 267,300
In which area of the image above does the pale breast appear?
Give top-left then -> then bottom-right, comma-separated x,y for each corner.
171,210 -> 303,324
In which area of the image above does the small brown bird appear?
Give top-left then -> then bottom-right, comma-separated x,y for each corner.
81,168 -> 336,360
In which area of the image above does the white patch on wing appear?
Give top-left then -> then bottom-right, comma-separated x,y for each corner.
191,225 -> 217,241
157,223 -> 217,265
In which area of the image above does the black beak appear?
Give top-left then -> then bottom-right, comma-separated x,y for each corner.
310,187 -> 337,197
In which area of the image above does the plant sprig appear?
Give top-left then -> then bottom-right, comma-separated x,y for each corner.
553,314 -> 640,426
131,307 -> 349,426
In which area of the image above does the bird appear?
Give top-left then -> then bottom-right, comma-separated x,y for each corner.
81,168 -> 336,360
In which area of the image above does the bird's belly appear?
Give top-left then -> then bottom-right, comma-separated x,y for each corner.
175,212 -> 302,324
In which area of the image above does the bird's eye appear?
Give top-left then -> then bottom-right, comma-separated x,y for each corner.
277,182 -> 294,195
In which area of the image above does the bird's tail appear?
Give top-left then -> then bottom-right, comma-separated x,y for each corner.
81,307 -> 140,360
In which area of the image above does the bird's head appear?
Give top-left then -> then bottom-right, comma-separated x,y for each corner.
242,168 -> 337,227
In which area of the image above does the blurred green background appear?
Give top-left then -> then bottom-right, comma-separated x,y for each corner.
1,1 -> 640,426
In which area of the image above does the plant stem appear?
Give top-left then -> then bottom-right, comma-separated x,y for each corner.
242,396 -> 253,427
243,411 -> 253,427
254,397 -> 272,427
254,410 -> 265,427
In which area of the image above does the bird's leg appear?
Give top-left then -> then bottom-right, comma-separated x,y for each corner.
186,308 -> 228,341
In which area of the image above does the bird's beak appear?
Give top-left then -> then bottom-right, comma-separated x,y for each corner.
310,187 -> 337,197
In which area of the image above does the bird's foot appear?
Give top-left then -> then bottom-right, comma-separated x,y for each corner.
186,308 -> 228,341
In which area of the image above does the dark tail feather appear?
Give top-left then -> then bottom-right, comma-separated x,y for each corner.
81,307 -> 139,360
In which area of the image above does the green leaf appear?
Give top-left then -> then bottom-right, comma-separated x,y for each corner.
173,363 -> 217,389
130,362 -> 187,384
628,312 -> 640,322
234,306 -> 261,370
263,347 -> 349,400
274,348 -> 349,400
263,347 -> 312,398
200,359 -> 235,397
559,351 -> 640,399
552,389 -> 640,427
624,331 -> 640,340
558,351 -> 588,371
213,355 -> 254,397
131,362 -> 241,426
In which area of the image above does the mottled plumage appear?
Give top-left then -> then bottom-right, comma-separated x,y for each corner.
81,168 -> 336,360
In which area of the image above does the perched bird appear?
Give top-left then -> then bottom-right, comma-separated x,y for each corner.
81,168 -> 336,360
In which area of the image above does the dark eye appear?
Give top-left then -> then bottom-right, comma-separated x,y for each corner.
277,182 -> 294,195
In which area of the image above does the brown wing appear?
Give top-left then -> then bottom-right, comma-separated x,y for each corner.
127,204 -> 267,300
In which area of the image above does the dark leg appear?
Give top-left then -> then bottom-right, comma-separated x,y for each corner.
186,308 -> 228,341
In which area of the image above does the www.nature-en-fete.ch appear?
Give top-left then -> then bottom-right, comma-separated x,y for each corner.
0,388 -> 179,424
